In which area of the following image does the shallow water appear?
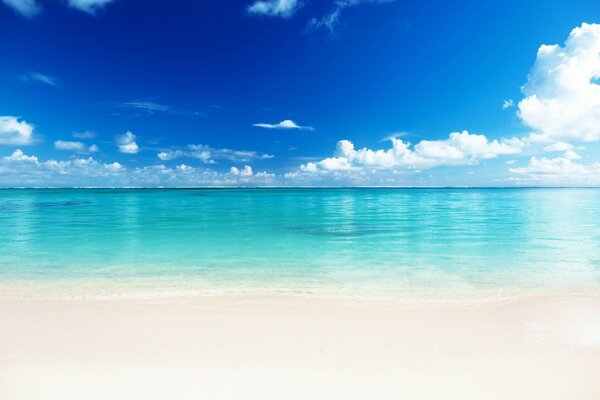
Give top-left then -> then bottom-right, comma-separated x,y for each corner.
1,188 -> 599,299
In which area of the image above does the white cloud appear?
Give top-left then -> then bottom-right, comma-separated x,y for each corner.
20,72 -> 57,86
252,119 -> 314,131
230,165 -> 254,177
158,150 -> 182,161
291,130 -> 524,175
502,99 -> 514,109
543,142 -> 573,152
157,144 -> 273,164
1,0 -> 40,17
42,157 -> 125,175
3,149 -> 38,163
116,131 -> 139,154
129,164 -> 275,186
55,138 -> 98,153
176,164 -> 193,171
104,162 -> 123,172
0,151 -> 126,187
229,165 -> 275,183
518,23 -> 600,142
247,0 -> 299,18
419,131 -> 524,160
0,116 -> 34,146
509,156 -> 600,184
54,140 -> 86,152
72,130 -> 97,139
67,0 -> 113,14
543,142 -> 580,159
0,152 -> 278,187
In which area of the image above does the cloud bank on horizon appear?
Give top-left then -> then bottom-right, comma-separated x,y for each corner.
1,0 -> 600,186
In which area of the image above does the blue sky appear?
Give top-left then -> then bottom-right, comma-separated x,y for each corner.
1,0 -> 600,186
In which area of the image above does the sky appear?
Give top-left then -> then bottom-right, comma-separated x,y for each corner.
1,0 -> 600,187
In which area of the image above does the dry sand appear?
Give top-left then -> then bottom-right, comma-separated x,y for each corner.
1,293 -> 600,399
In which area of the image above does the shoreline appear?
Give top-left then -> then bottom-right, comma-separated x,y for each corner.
2,276 -> 600,305
2,293 -> 600,399
1,281 -> 600,304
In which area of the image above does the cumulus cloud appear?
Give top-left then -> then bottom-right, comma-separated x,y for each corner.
518,23 -> 600,142
176,164 -> 193,172
116,131 -> 139,154
1,0 -> 40,17
67,0 -> 113,14
229,165 -> 275,182
104,162 -> 123,172
509,156 -> 600,185
247,0 -> 300,18
291,130 -> 524,176
542,142 -> 580,159
41,157 -> 124,177
0,116 -> 35,146
0,150 -> 128,187
128,164 -> 275,186
252,119 -> 314,131
230,165 -> 254,177
3,149 -> 38,163
157,144 -> 273,164
158,150 -> 187,162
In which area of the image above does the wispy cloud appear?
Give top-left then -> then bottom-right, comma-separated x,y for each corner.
114,100 -> 201,117
381,131 -> 409,142
72,130 -> 97,139
2,0 -> 114,17
20,72 -> 57,87
252,119 -> 314,131
1,0 -> 40,17
118,101 -> 170,113
67,0 -> 114,14
157,144 -> 274,164
54,140 -> 99,153
502,99 -> 514,109
247,0 -> 300,18
307,0 -> 394,33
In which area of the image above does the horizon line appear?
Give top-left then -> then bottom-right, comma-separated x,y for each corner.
1,186 -> 600,190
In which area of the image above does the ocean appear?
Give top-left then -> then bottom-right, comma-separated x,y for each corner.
1,188 -> 599,300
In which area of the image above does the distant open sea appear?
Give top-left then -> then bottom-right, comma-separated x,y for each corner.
1,188 -> 599,300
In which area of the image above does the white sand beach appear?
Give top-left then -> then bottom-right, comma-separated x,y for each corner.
1,294 -> 600,400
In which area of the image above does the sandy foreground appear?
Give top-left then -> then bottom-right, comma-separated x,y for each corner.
1,294 -> 600,400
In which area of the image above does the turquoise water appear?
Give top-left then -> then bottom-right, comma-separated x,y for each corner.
1,188 -> 600,299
